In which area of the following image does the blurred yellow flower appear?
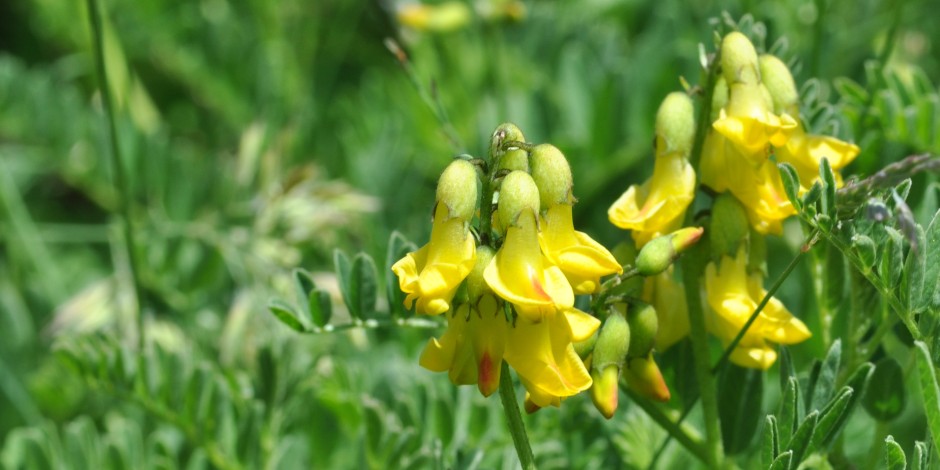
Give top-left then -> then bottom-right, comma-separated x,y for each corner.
539,203 -> 622,294
392,203 -> 477,315
712,83 -> 797,164
776,126 -> 860,193
397,1 -> 471,32
704,248 -> 811,369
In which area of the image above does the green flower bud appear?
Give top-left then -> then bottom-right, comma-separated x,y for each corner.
592,309 -> 630,372
759,54 -> 799,116
491,123 -> 526,151
623,353 -> 671,402
711,76 -> 729,122
636,227 -> 704,276
710,193 -> 750,257
721,32 -> 760,85
626,301 -> 659,357
436,159 -> 479,220
497,170 -> 540,228
590,365 -> 620,419
655,92 -> 695,155
466,246 -> 495,302
747,227 -> 767,275
574,330 -> 598,360
499,148 -> 529,173
529,144 -> 574,209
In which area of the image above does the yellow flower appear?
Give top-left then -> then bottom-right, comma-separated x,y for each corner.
712,82 -> 798,164
701,131 -> 795,234
539,203 -> 622,294
397,1 -> 471,32
704,248 -> 811,369
485,171 -> 573,322
505,308 -> 597,409
609,93 -> 696,247
608,148 -> 695,246
641,267 -> 690,351
392,202 -> 476,315
419,294 -> 508,396
776,126 -> 860,193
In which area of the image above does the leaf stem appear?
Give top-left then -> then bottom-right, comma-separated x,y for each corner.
85,0 -> 146,349
498,361 -> 536,470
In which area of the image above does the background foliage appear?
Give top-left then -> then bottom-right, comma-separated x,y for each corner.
1,0 -> 938,468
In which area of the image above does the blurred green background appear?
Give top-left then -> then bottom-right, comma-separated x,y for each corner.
0,0 -> 938,468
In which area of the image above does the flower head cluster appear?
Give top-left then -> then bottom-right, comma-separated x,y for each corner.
394,126 -> 622,409
606,32 -> 844,370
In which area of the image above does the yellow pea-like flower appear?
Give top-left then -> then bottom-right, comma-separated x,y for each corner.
505,310 -> 595,409
712,82 -> 798,164
776,123 -> 860,193
392,203 -> 476,315
539,203 -> 622,294
704,248 -> 811,370
608,149 -> 695,246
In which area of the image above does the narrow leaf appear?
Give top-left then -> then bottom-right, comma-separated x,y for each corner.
386,231 -> 417,317
779,346 -> 795,392
808,339 -> 841,413
292,268 -> 316,325
819,157 -> 836,218
810,386 -> 853,453
267,299 -> 306,332
785,410 -> 818,467
880,228 -> 904,289
915,340 -> 940,457
308,289 -> 332,328
914,440 -> 930,470
762,415 -> 780,468
779,376 -> 800,441
778,163 -> 802,209
818,362 -> 874,449
334,250 -> 353,317
851,234 -> 877,273
919,208 -> 940,311
884,435 -> 907,470
348,253 -> 379,319
768,450 -> 792,470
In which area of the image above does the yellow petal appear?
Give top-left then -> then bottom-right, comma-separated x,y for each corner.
563,308 -> 601,342
484,211 -> 573,321
505,315 -> 591,398
608,152 -> 694,246
539,204 -> 622,294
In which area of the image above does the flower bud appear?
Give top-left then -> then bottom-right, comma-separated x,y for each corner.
529,144 -> 574,209
466,246 -> 495,302
759,54 -> 799,116
436,159 -> 479,221
721,32 -> 760,85
491,123 -> 526,151
623,353 -> 671,402
574,330 -> 598,360
590,365 -> 621,419
592,309 -> 630,372
497,171 -> 540,228
499,148 -> 529,173
710,193 -> 750,257
655,92 -> 695,155
635,227 -> 704,276
626,301 -> 659,358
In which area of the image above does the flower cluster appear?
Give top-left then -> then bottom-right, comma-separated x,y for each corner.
608,32 -> 858,370
393,126 -> 623,410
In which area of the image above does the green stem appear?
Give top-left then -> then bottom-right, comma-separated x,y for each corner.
297,317 -> 443,334
624,388 -> 710,466
498,361 -> 536,470
677,38 -> 723,469
86,0 -> 146,349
